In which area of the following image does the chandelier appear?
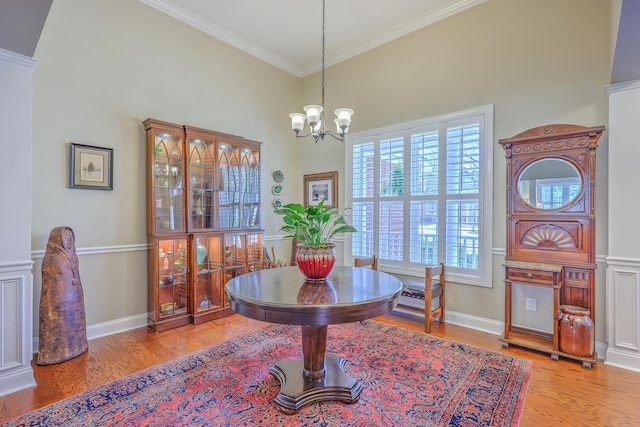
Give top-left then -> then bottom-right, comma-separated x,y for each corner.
289,0 -> 353,143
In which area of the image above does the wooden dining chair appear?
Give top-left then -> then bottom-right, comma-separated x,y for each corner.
289,237 -> 300,266
354,255 -> 378,270
424,263 -> 446,333
354,257 -> 445,333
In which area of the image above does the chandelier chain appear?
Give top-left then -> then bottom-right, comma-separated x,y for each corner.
321,0 -> 325,109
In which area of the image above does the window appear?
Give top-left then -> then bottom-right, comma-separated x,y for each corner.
538,178 -> 581,209
346,105 -> 493,287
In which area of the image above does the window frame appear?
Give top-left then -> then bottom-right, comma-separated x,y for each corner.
345,104 -> 494,287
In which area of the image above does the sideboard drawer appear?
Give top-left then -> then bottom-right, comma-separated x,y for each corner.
508,268 -> 556,285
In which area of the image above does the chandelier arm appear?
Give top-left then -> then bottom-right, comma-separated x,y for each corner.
294,130 -> 344,143
294,131 -> 317,139
324,131 -> 345,142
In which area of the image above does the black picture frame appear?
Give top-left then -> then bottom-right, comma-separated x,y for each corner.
69,143 -> 113,190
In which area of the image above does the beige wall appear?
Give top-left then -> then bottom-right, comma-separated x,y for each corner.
31,0 -> 614,343
299,0 -> 612,339
31,0 -> 301,326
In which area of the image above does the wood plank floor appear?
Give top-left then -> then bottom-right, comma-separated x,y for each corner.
1,311 -> 639,425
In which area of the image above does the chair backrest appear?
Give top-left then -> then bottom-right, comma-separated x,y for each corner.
289,237 -> 301,266
354,256 -> 378,270
425,263 -> 444,285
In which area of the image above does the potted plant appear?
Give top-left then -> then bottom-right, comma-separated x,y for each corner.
275,200 -> 356,281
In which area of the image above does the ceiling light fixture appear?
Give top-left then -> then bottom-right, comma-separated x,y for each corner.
289,0 -> 353,143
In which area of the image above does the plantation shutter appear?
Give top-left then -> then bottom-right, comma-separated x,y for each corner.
352,142 -> 375,257
347,104 -> 493,287
444,120 -> 480,269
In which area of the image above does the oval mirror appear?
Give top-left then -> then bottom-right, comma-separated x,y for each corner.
517,158 -> 581,210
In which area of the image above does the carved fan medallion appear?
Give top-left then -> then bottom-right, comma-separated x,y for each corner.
521,224 -> 576,249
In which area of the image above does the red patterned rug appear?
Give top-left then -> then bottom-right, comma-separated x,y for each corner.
5,320 -> 531,426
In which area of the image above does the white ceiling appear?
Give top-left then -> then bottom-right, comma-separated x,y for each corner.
139,0 -> 486,77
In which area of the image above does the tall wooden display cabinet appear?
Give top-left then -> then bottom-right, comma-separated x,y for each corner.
498,124 -> 604,368
144,119 -> 264,332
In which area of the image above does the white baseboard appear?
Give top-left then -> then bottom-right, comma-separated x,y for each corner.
393,307 -> 609,362
86,313 -> 149,340
393,307 -> 504,336
605,348 -> 640,372
0,368 -> 36,397
32,313 -> 149,354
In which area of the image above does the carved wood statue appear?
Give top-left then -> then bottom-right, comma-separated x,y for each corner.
37,226 -> 88,365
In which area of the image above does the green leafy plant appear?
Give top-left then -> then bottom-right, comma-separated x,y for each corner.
275,200 -> 357,246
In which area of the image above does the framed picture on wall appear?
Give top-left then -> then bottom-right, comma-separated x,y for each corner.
69,143 -> 113,190
304,171 -> 338,208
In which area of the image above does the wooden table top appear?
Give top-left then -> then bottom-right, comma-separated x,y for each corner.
225,266 -> 403,326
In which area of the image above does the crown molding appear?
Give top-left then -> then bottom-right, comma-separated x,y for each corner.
138,0 -> 304,76
606,79 -> 640,94
0,48 -> 37,69
139,0 -> 486,78
302,0 -> 487,77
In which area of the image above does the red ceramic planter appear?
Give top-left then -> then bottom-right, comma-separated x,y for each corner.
295,243 -> 337,282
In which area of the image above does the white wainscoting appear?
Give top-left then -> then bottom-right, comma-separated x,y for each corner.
0,262 -> 36,397
606,257 -> 640,372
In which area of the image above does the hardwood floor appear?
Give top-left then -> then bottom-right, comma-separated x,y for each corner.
1,311 -> 639,425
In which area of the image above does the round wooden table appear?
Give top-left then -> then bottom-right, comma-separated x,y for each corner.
225,266 -> 403,414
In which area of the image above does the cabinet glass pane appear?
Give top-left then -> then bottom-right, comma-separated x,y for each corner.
154,133 -> 184,231
218,144 -> 240,228
189,137 -> 216,230
224,234 -> 247,281
158,238 -> 188,318
240,149 -> 260,227
194,235 -> 223,312
247,233 -> 264,272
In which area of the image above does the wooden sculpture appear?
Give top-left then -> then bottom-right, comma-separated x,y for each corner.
37,226 -> 88,365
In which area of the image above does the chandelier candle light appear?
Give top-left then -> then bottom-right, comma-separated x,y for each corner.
289,0 -> 354,143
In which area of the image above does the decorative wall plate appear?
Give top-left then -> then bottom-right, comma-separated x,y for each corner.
272,198 -> 283,209
272,170 -> 284,182
272,184 -> 283,195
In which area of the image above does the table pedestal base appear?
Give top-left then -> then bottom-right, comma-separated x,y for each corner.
269,353 -> 362,414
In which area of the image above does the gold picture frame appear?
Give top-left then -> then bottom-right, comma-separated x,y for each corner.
304,171 -> 338,208
69,143 -> 113,190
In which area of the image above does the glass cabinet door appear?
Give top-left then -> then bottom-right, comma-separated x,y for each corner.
247,232 -> 264,272
240,147 -> 260,228
186,129 -> 217,231
192,234 -> 223,315
223,233 -> 247,283
150,127 -> 185,233
157,237 -> 189,319
218,142 -> 240,229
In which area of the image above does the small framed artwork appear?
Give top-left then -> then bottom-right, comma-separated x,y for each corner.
304,171 -> 338,208
69,143 -> 113,190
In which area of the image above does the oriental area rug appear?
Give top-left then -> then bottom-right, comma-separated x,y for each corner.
5,320 -> 531,427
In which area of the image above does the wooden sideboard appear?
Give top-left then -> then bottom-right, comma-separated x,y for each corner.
498,124 -> 604,368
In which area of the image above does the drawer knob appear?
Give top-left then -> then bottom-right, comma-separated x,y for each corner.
526,273 -> 534,280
